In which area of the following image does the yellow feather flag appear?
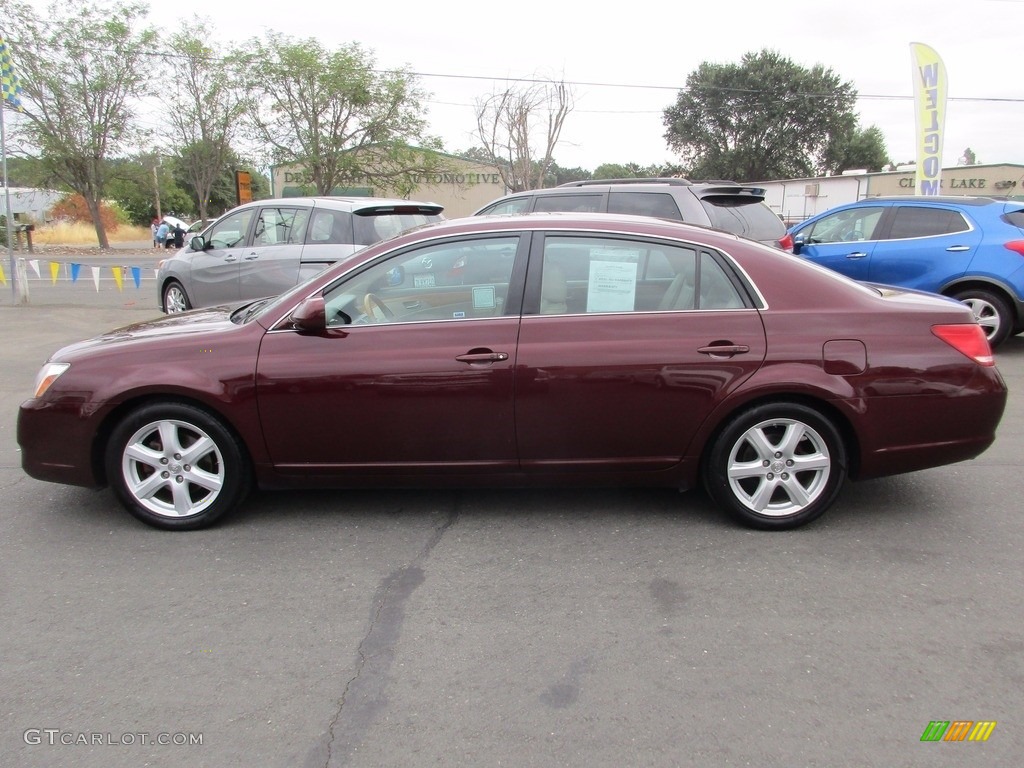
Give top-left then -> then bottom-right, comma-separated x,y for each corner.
910,42 -> 948,196
111,266 -> 123,291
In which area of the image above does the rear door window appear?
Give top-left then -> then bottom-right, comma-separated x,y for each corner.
608,192 -> 683,221
887,206 -> 969,239
533,194 -> 604,213
307,210 -> 352,245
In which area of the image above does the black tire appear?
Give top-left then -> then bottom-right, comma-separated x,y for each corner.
163,281 -> 192,313
951,288 -> 1013,348
104,402 -> 251,530
704,403 -> 846,530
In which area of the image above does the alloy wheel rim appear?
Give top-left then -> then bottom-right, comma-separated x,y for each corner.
962,298 -> 999,340
726,418 -> 831,517
165,287 -> 187,313
121,419 -> 224,518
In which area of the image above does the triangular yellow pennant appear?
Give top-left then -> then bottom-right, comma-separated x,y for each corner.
112,266 -> 123,291
0,263 -> 6,286
50,261 -> 60,284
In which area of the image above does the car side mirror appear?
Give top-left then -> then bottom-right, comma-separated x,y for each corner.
289,295 -> 327,331
791,232 -> 806,255
190,235 -> 207,251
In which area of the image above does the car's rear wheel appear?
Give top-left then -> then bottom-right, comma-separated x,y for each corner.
163,281 -> 192,313
952,288 -> 1012,347
704,403 -> 846,530
105,403 -> 251,530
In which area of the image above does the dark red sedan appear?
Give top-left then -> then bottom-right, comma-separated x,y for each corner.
18,213 -> 1007,531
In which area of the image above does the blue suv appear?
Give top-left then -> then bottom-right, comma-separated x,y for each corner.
789,196 -> 1024,346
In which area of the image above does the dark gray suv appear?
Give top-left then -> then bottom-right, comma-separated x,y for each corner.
474,178 -> 788,249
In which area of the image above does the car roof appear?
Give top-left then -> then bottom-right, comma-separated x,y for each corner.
846,196 -> 1002,207
233,196 -> 443,214
415,211 -> 749,248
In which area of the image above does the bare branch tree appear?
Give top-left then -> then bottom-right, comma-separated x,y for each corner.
164,26 -> 249,223
475,78 -> 574,192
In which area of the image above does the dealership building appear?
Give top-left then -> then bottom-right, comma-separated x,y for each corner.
757,163 -> 1024,224
270,153 -> 507,219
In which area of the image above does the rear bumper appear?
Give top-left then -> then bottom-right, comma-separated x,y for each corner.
852,373 -> 1007,480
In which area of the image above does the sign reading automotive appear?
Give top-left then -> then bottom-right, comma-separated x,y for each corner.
910,43 -> 947,196
235,170 -> 252,206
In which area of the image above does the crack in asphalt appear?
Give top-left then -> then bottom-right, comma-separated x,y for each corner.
306,500 -> 461,768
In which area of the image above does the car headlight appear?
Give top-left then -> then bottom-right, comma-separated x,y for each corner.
33,362 -> 71,398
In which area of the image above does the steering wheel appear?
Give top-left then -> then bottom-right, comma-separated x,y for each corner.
841,229 -> 864,242
361,292 -> 394,322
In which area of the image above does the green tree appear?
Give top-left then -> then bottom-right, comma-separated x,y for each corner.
2,0 -> 158,248
240,35 -> 446,196
551,164 -> 591,186
821,125 -> 890,175
164,26 -> 249,223
663,49 -> 869,181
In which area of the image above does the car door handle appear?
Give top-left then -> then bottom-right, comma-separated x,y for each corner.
697,344 -> 750,358
455,351 -> 509,364
223,255 -> 238,262
845,252 -> 869,259
243,253 -> 260,261
946,245 -> 971,252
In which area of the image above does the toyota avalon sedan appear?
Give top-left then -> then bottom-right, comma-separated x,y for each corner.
19,213 -> 1007,531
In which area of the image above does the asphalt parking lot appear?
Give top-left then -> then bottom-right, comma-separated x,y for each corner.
1,292 -> 1022,768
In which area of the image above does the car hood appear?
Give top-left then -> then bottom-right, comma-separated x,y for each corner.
51,306 -> 242,360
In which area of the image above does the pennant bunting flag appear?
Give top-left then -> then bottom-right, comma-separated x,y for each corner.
28,259 -> 40,278
91,266 -> 100,292
49,261 -> 60,284
112,266 -> 123,291
0,263 -> 6,286
70,263 -> 81,282
131,266 -> 141,288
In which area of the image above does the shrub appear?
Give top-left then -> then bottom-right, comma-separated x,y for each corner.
50,194 -> 121,232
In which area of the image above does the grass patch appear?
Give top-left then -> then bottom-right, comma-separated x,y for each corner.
30,221 -> 152,246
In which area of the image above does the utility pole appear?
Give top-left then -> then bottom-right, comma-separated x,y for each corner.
152,158 -> 162,220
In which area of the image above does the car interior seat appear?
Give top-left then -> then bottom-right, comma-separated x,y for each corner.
540,262 -> 568,314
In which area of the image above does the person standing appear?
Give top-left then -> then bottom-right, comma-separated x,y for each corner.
151,218 -> 160,249
156,220 -> 169,248
172,222 -> 186,249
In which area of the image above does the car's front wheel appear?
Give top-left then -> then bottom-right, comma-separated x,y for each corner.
952,288 -> 1012,347
163,281 -> 192,313
704,403 -> 846,530
105,403 -> 251,530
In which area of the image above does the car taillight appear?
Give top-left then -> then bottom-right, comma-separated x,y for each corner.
777,233 -> 794,252
931,324 -> 995,366
1003,240 -> 1024,256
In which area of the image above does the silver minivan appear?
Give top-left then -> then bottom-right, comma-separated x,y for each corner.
157,196 -> 444,312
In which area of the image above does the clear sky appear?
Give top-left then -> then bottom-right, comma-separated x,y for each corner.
36,0 -> 1024,174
